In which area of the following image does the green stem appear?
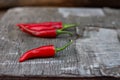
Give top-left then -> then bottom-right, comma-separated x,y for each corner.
56,30 -> 73,36
55,40 -> 73,53
62,24 -> 76,30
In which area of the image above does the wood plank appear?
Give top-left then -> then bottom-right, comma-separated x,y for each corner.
76,27 -> 120,77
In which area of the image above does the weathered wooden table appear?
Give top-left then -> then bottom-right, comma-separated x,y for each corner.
0,7 -> 120,80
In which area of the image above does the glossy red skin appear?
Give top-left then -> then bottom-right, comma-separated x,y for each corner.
25,25 -> 55,31
19,45 -> 55,62
17,22 -> 62,27
20,25 -> 57,38
32,29 -> 57,38
17,22 -> 63,29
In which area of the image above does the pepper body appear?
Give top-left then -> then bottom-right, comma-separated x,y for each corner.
25,25 -> 55,31
26,22 -> 63,29
19,40 -> 73,62
18,22 -> 62,27
17,22 -> 76,30
19,45 -> 55,62
17,22 -> 63,30
31,29 -> 57,38
20,25 -> 72,38
20,25 -> 57,38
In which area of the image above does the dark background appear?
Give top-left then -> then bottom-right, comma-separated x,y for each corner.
0,0 -> 120,9
0,0 -> 120,20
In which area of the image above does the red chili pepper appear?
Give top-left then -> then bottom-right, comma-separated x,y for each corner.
19,40 -> 73,62
18,24 -> 55,32
17,22 -> 62,27
20,25 -> 72,38
17,22 -> 76,30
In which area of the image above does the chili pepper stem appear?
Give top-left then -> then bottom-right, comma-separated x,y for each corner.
62,24 -> 76,30
55,40 -> 73,53
56,30 -> 73,36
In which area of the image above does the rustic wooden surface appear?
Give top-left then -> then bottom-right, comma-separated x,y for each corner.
0,7 -> 120,80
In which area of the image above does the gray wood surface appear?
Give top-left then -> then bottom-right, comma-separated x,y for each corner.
76,27 -> 120,77
0,7 -> 120,78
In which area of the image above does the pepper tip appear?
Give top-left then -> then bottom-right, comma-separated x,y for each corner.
16,24 -> 22,27
19,58 -> 25,62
